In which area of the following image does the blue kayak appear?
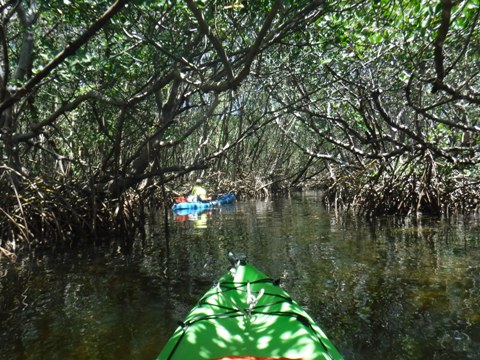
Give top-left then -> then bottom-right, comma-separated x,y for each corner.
172,193 -> 235,212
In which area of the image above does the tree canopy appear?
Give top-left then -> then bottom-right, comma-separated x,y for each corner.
0,0 -> 479,252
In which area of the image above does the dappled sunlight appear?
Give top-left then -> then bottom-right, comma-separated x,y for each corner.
157,263 -> 343,359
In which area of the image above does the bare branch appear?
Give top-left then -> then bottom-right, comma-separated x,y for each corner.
0,0 -> 129,114
185,0 -> 235,82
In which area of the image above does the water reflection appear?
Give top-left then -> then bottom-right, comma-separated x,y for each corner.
172,204 -> 238,230
174,210 -> 210,229
0,193 -> 479,359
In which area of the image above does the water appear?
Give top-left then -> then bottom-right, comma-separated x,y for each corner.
1,192 -> 479,359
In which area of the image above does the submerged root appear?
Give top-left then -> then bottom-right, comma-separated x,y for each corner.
0,246 -> 17,262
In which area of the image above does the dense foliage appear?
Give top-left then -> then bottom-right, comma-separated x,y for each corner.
0,0 -> 478,253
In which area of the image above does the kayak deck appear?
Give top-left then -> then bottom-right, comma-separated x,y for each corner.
157,257 -> 343,360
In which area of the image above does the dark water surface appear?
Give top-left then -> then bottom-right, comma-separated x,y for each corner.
1,192 -> 480,359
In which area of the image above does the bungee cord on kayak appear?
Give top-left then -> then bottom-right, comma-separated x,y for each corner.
158,254 -> 343,360
247,282 -> 265,316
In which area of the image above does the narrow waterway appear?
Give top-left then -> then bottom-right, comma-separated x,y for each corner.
1,192 -> 479,359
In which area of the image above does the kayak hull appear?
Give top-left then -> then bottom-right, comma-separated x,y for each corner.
157,260 -> 343,360
172,193 -> 236,212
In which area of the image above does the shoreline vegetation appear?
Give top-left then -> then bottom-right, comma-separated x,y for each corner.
1,1 -> 479,256
1,168 -> 479,259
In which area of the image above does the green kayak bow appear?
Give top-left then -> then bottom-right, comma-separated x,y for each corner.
157,255 -> 343,360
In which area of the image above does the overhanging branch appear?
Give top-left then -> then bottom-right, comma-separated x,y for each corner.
0,0 -> 129,114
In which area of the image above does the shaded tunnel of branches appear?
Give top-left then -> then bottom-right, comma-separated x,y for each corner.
0,0 -> 479,254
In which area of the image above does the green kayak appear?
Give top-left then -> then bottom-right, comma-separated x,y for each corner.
157,254 -> 343,360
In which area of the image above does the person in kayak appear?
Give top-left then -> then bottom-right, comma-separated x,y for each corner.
187,178 -> 211,202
